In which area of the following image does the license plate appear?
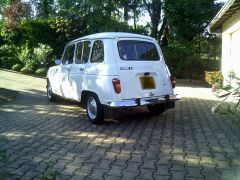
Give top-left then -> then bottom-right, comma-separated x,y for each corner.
140,76 -> 156,89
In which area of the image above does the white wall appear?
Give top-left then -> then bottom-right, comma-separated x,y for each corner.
222,10 -> 240,86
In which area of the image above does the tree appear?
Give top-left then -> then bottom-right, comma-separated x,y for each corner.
0,0 -> 12,17
21,2 -> 32,19
129,0 -> 143,30
30,0 -> 55,18
4,0 -> 23,29
164,0 -> 222,42
121,0 -> 130,22
143,0 -> 162,39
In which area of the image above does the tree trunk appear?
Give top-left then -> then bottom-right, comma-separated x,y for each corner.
143,0 -> 162,39
134,14 -> 136,30
106,0 -> 113,17
133,0 -> 137,30
157,17 -> 166,43
123,3 -> 128,22
151,17 -> 158,39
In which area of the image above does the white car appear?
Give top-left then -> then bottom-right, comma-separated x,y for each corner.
47,32 -> 179,124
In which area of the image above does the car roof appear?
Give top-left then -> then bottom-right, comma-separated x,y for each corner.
69,32 -> 156,44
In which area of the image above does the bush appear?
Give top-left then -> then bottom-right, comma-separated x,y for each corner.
0,45 -> 20,69
35,68 -> 47,76
18,45 -> 31,64
205,71 -> 223,86
20,66 -> 33,74
11,64 -> 22,71
162,41 -> 220,80
33,43 -> 54,68
17,45 -> 38,70
19,19 -> 62,56
162,42 -> 195,78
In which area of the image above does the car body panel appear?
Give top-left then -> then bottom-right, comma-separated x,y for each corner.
47,32 -> 179,107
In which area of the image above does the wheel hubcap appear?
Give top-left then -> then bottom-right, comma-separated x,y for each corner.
87,97 -> 97,119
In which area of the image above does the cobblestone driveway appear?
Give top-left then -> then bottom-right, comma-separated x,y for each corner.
0,70 -> 240,180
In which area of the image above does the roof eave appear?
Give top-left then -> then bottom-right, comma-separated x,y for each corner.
208,0 -> 236,33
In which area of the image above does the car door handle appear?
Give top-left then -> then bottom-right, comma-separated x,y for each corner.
79,67 -> 85,71
66,67 -> 71,71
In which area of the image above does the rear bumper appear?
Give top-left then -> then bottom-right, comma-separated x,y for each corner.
105,94 -> 180,108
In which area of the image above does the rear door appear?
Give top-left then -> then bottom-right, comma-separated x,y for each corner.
116,39 -> 173,100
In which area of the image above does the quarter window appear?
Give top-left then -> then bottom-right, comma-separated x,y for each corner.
76,41 -> 91,64
91,40 -> 104,63
62,44 -> 75,65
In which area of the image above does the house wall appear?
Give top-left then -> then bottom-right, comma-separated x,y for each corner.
222,10 -> 240,86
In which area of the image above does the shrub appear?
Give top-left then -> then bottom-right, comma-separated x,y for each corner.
162,42 -> 198,79
17,45 -> 38,70
18,45 -> 31,64
11,64 -> 22,71
20,66 -> 33,74
205,71 -> 223,86
33,43 -> 54,68
35,68 -> 47,76
18,44 -> 54,71
19,19 -> 62,56
162,41 -> 220,80
0,45 -> 20,69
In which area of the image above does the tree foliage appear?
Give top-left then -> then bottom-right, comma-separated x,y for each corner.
4,0 -> 23,29
0,0 -> 224,79
143,0 -> 162,39
164,0 -> 222,42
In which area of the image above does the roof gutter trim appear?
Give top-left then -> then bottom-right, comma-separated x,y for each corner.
208,0 -> 235,33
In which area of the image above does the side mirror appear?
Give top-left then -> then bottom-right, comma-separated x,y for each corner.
55,59 -> 62,65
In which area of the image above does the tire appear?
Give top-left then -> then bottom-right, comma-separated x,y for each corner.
147,104 -> 165,115
86,93 -> 104,124
47,81 -> 57,102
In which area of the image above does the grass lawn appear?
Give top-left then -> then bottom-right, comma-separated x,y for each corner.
0,88 -> 18,104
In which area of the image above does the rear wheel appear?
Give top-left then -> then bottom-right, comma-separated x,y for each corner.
86,93 -> 104,124
147,104 -> 165,115
47,81 -> 57,102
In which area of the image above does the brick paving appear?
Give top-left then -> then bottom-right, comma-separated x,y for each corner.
0,70 -> 240,179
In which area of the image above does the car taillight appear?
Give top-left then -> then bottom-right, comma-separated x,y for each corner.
112,78 -> 121,94
170,76 -> 176,88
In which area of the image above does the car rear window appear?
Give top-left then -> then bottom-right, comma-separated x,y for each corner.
118,40 -> 160,61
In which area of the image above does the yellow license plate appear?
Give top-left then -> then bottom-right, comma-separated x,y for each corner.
140,76 -> 156,89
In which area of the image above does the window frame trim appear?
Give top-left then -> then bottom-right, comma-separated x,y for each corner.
75,40 -> 92,64
89,39 -> 105,64
61,43 -> 76,65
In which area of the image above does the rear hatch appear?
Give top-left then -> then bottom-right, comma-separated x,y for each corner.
116,39 -> 173,100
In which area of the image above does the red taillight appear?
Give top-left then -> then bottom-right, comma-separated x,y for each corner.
112,78 -> 121,94
170,76 -> 176,88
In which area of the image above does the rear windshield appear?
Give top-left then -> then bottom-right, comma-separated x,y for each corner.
118,40 -> 160,61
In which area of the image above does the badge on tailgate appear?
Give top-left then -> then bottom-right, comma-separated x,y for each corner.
139,76 -> 156,89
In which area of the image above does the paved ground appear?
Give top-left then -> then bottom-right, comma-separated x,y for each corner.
0,69 -> 240,180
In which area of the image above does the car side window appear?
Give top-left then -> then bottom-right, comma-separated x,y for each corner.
76,42 -> 83,64
76,41 -> 91,64
91,40 -> 104,63
62,44 -> 75,65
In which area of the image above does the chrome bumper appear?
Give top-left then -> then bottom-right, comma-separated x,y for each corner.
106,95 -> 180,108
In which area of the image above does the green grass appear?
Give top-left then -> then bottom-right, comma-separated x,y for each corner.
0,88 -> 18,103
